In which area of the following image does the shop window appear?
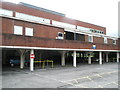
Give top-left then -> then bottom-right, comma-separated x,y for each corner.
25,27 -> 33,36
88,35 -> 93,42
14,25 -> 23,35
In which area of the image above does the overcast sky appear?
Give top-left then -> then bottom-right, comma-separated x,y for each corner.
3,0 -> 119,37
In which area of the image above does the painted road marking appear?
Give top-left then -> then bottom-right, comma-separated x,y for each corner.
64,70 -> 118,83
31,70 -> 118,88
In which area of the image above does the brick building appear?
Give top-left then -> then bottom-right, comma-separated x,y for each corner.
0,1 -> 119,71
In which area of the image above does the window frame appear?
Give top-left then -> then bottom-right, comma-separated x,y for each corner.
25,27 -> 34,36
57,32 -> 64,39
14,25 -> 23,35
113,39 -> 116,45
88,35 -> 93,43
104,37 -> 108,44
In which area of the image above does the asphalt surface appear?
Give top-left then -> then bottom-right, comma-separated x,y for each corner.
2,63 -> 119,88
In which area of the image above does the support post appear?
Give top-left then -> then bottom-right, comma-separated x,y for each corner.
19,50 -> 26,69
117,52 -> 119,63
61,51 -> 66,66
30,49 -> 34,71
88,52 -> 92,64
99,51 -> 102,64
73,51 -> 76,67
106,52 -> 109,62
20,54 -> 25,69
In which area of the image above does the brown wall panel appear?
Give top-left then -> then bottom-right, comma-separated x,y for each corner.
2,18 -> 14,34
93,36 -> 104,44
85,35 -> 88,42
2,33 -> 118,50
34,24 -> 64,39
2,18 -> 64,39
108,38 -> 113,44
1,1 -> 106,34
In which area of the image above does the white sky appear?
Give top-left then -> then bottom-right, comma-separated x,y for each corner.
3,0 -> 119,37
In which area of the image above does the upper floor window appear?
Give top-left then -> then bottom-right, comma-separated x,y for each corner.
57,32 -> 64,39
25,27 -> 33,36
113,39 -> 116,45
88,35 -> 93,42
104,37 -> 108,44
14,25 -> 23,35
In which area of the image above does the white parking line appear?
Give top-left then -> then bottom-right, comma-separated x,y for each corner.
64,70 -> 118,83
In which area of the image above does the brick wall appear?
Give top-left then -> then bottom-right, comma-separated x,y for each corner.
1,1 -> 106,34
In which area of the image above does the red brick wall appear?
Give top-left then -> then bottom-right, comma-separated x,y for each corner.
1,1 -> 106,34
1,33 -> 118,50
108,38 -> 113,44
34,24 -> 64,39
2,17 -> 64,39
93,36 -> 104,44
2,18 -> 14,34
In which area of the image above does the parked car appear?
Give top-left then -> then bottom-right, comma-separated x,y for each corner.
9,57 -> 30,67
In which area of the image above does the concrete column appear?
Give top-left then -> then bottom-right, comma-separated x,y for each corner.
61,51 -> 66,66
88,52 -> 92,64
19,50 -> 26,69
30,49 -> 34,71
73,51 -> 77,67
99,51 -> 102,64
117,52 -> 119,63
20,54 -> 25,69
106,53 -> 109,62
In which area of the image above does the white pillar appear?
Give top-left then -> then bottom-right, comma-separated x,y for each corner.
88,53 -> 92,64
99,51 -> 102,64
61,51 -> 66,66
20,54 -> 25,69
19,50 -> 25,69
30,49 -> 34,71
117,52 -> 119,63
106,53 -> 109,62
73,51 -> 76,67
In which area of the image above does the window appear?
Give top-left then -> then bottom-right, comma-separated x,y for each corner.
113,39 -> 116,45
88,35 -> 93,42
57,32 -> 64,39
104,37 -> 108,44
25,27 -> 33,36
14,25 -> 23,35
77,26 -> 91,32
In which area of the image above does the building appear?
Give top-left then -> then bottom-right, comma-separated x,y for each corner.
0,1 -> 119,71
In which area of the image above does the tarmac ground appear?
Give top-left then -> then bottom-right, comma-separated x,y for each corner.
1,62 -> 119,89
